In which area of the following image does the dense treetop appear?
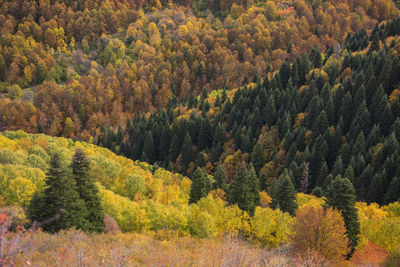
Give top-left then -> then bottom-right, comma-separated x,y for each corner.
0,0 -> 398,139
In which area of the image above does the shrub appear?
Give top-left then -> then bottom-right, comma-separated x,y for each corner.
383,246 -> 400,267
103,214 -> 121,234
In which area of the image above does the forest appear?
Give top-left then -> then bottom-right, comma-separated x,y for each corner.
0,131 -> 399,265
1,0 -> 400,265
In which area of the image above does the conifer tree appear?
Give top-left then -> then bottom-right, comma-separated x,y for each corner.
259,173 -> 269,191
213,164 -> 228,192
312,186 -> 323,197
367,170 -> 387,204
169,134 -> 180,163
229,162 -> 260,216
326,176 -> 360,252
71,148 -> 104,232
251,143 -> 265,174
384,173 -> 400,204
143,131 -> 155,163
189,168 -> 210,203
270,171 -> 298,216
28,153 -> 87,233
181,133 -> 195,170
211,123 -> 225,162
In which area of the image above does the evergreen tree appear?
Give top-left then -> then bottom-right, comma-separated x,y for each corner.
213,164 -> 228,192
169,134 -> 180,163
312,186 -> 324,197
189,168 -> 210,203
229,162 -> 260,216
384,174 -> 400,204
28,153 -> 87,233
211,123 -> 226,162
367,170 -> 387,204
259,173 -> 269,191
195,152 -> 206,168
71,149 -> 104,232
326,176 -> 360,252
270,171 -> 298,216
313,110 -> 329,137
181,133 -> 195,171
143,131 -> 155,163
251,143 -> 265,174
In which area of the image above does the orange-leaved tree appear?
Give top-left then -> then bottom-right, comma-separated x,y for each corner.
291,205 -> 350,264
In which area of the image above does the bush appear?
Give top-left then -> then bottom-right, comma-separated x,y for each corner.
103,214 -> 121,234
383,247 -> 400,267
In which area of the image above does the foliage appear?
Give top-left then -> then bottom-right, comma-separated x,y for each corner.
27,153 -> 88,233
326,176 -> 360,252
1,131 -> 400,262
71,148 -> 104,232
0,0 -> 398,139
270,172 -> 298,216
291,205 -> 350,264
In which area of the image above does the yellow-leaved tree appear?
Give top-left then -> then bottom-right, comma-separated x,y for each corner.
291,205 -> 350,264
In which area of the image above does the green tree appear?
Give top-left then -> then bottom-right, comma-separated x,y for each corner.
213,164 -> 228,192
143,131 -> 155,164
326,176 -> 360,253
126,173 -> 147,199
251,143 -> 265,174
228,162 -> 260,216
28,153 -> 87,233
181,133 -> 195,170
71,148 -> 104,232
270,171 -> 298,216
189,168 -> 210,203
7,84 -> 22,99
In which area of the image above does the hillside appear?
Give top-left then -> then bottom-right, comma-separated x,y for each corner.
0,131 -> 399,265
0,0 -> 399,138
99,18 -> 400,207
1,0 -> 400,265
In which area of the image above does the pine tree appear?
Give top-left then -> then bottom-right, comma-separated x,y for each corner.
211,123 -> 226,162
181,133 -> 195,170
248,164 -> 260,214
213,164 -> 228,192
259,173 -> 269,191
369,32 -> 380,53
326,176 -> 360,252
313,110 -> 329,137
169,134 -> 180,163
71,149 -> 104,232
270,171 -> 298,216
28,153 -> 87,233
367,170 -> 387,205
251,143 -> 265,174
143,131 -> 155,164
229,162 -> 260,216
195,152 -> 206,168
384,173 -> 400,204
312,186 -> 324,197
189,168 -> 210,203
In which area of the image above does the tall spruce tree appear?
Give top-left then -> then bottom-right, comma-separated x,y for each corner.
28,153 -> 87,233
181,133 -> 195,171
143,131 -> 155,164
71,149 -> 104,232
270,171 -> 298,216
189,168 -> 210,203
251,143 -> 265,174
229,162 -> 260,216
326,176 -> 360,253
213,164 -> 228,192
